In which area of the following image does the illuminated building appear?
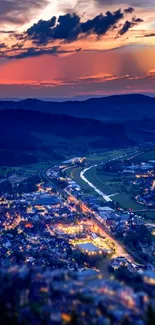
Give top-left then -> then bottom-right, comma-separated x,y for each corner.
142,271 -> 155,286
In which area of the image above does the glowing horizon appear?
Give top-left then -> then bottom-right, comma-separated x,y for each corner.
0,0 -> 155,98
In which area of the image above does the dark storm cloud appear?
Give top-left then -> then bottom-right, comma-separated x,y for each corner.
27,16 -> 57,44
136,33 -> 155,38
81,10 -> 123,36
0,30 -> 13,34
10,47 -> 59,59
11,43 -> 24,49
118,17 -> 143,36
95,0 -> 154,8
143,33 -> 155,37
24,9 -> 143,45
27,14 -> 80,44
11,32 -> 26,41
0,0 -> 49,25
25,10 -> 128,45
0,43 -> 8,49
118,20 -> 134,35
124,7 -> 134,13
0,46 -> 74,59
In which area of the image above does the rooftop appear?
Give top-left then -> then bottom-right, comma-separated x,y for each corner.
78,242 -> 100,252
33,195 -> 61,206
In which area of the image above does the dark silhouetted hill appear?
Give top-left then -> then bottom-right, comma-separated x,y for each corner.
0,109 -> 132,166
0,94 -> 155,121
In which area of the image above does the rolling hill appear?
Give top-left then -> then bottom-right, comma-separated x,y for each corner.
0,109 -> 132,166
0,94 -> 155,121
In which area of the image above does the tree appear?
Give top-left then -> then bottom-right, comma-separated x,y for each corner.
0,180 -> 12,194
121,316 -> 132,325
146,305 -> 155,325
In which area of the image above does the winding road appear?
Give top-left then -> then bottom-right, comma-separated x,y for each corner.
80,149 -> 142,203
80,166 -> 113,202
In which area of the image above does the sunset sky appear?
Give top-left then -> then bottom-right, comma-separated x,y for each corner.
0,0 -> 155,99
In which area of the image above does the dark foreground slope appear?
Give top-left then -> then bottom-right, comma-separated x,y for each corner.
1,94 -> 155,146
0,109 -> 131,166
0,266 -> 152,325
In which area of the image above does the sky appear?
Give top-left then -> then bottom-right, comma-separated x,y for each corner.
0,0 -> 155,99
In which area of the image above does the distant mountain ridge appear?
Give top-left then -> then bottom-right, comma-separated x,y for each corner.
0,94 -> 155,121
0,94 -> 155,167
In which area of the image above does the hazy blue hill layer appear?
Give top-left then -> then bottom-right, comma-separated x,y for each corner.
0,94 -> 155,121
0,109 -> 132,166
1,93 -> 155,167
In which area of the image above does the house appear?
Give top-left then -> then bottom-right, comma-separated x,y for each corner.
141,270 -> 155,286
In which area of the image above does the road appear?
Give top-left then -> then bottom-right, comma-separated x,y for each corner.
65,188 -> 134,261
41,166 -> 135,263
80,150 -> 141,203
81,166 -> 113,202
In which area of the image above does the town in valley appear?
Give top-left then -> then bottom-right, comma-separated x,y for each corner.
0,145 -> 155,324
